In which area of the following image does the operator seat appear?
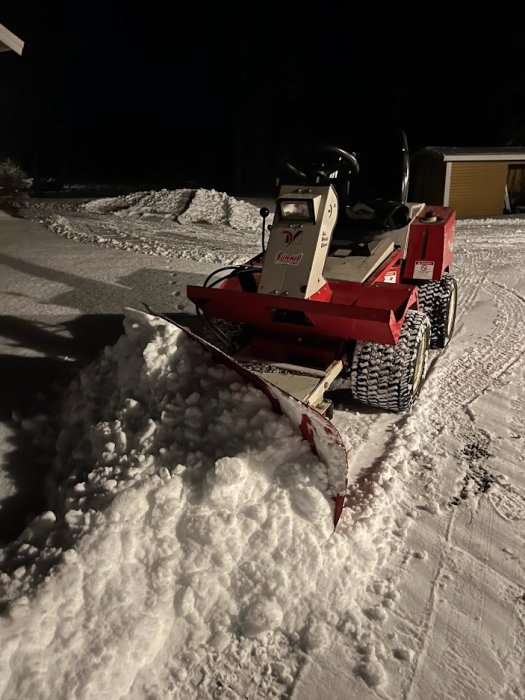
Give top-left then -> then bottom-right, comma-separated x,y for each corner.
333,128 -> 412,244
277,129 -> 411,247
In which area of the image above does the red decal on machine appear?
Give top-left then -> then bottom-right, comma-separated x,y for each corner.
283,229 -> 302,247
275,251 -> 303,265
283,229 -> 293,246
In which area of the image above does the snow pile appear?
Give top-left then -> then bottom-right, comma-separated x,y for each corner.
81,188 -> 194,219
178,189 -> 263,232
37,188 -> 265,265
81,187 -> 263,232
0,310 -> 402,698
25,188 -> 269,266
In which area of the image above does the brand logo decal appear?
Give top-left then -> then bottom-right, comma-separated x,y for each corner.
282,229 -> 302,247
275,251 -> 303,265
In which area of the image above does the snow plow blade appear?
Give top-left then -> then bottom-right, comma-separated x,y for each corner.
135,308 -> 349,528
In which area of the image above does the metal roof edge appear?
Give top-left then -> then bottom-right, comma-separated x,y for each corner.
0,23 -> 24,55
416,146 -> 525,162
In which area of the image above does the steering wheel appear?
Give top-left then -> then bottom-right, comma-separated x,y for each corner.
283,144 -> 360,184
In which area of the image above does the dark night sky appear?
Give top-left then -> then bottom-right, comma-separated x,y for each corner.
1,4 -> 524,194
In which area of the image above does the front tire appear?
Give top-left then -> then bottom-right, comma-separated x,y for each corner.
350,310 -> 431,413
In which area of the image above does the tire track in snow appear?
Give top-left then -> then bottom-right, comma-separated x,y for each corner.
405,489 -> 525,700
330,224 -> 525,695
483,367 -> 525,526
438,280 -> 525,412
46,212 -> 261,266
452,222 -> 525,332
396,231 -> 525,698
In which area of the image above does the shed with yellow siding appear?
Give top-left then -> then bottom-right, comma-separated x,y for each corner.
410,147 -> 525,217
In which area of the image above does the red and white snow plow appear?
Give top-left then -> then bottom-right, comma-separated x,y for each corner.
187,141 -> 457,415
185,138 -> 458,525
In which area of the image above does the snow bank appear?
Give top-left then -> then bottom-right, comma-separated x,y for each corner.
81,187 -> 263,232
0,310 -> 399,698
81,188 -> 194,219
38,188 -> 265,265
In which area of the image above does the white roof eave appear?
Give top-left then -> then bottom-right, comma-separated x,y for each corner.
419,147 -> 525,163
442,153 -> 525,162
0,24 -> 24,55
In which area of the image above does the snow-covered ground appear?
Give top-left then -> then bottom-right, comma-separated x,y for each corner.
0,190 -> 524,699
28,188 -> 265,266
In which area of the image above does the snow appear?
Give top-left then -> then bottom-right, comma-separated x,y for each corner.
32,187 -> 265,266
0,190 -> 524,699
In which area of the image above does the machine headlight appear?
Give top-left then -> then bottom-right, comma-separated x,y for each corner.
279,199 -> 314,222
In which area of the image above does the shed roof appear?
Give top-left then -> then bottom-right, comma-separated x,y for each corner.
0,24 -> 24,55
415,146 -> 525,163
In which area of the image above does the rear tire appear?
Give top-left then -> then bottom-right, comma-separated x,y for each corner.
417,274 -> 458,349
350,310 -> 430,413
